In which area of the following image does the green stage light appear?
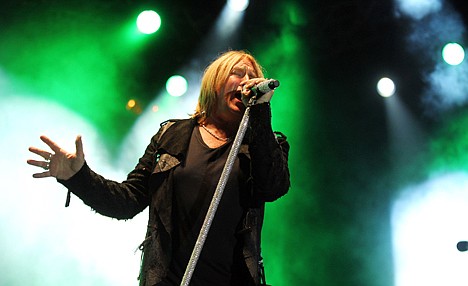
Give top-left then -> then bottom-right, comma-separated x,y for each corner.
136,10 -> 161,34
249,2 -> 321,285
0,6 -> 151,153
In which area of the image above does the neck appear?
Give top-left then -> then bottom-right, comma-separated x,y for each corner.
200,116 -> 240,140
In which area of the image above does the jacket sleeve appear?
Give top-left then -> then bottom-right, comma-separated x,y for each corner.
248,103 -> 291,202
57,132 -> 162,220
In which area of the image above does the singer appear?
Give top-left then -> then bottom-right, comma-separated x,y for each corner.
27,50 -> 290,286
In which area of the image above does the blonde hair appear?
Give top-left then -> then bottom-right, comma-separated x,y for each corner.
192,50 -> 264,122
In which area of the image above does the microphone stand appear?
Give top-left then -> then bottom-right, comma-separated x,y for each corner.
180,100 -> 253,286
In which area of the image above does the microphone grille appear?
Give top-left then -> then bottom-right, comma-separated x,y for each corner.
268,80 -> 280,89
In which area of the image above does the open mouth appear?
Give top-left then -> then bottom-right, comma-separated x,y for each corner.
234,90 -> 242,101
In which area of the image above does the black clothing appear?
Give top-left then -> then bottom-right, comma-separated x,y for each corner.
164,127 -> 245,285
58,103 -> 290,286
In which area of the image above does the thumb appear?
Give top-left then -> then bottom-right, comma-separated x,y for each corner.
256,90 -> 274,104
75,135 -> 84,159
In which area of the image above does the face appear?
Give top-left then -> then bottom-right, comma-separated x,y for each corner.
214,58 -> 258,123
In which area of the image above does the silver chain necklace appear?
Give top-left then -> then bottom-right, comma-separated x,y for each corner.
200,124 -> 230,141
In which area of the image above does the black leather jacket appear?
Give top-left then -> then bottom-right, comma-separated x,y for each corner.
59,103 -> 290,286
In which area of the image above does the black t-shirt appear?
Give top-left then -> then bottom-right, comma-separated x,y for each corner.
159,126 -> 251,286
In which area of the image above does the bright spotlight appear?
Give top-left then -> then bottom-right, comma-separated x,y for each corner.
442,42 -> 465,66
127,99 -> 136,109
136,10 -> 161,34
166,75 -> 188,97
377,77 -> 396,97
126,99 -> 142,114
394,0 -> 442,20
392,172 -> 468,285
227,0 -> 249,12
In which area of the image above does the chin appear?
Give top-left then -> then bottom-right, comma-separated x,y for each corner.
232,99 -> 245,111
230,107 -> 245,118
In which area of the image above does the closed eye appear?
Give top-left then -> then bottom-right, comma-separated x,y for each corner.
231,67 -> 246,78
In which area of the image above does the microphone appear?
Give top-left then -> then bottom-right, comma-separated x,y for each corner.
251,79 -> 280,96
457,241 -> 468,252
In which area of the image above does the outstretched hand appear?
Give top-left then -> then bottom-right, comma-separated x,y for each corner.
27,135 -> 85,180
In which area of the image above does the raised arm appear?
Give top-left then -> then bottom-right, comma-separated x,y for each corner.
27,134 -> 158,219
248,103 -> 291,202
